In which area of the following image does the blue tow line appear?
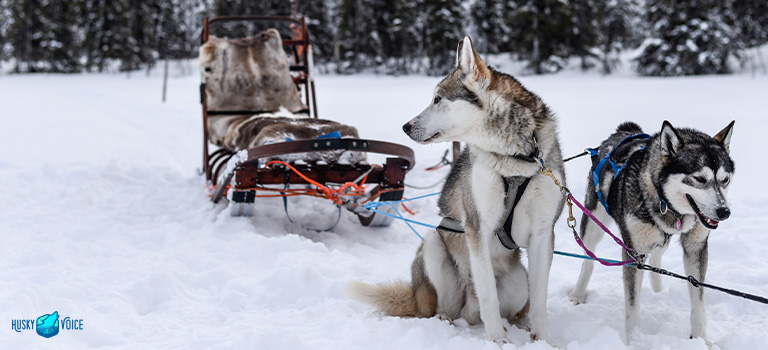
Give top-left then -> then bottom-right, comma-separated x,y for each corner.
364,193 -> 629,265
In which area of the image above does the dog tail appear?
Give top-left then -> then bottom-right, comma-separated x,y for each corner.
347,280 -> 427,317
616,121 -> 643,134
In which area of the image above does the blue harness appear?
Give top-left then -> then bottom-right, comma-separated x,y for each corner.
589,133 -> 651,217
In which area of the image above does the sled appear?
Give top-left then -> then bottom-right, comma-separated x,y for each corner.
199,16 -> 414,226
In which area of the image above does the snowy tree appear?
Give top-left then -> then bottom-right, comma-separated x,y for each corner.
423,0 -> 465,75
117,0 -> 157,71
594,0 -> 641,74
731,0 -> 768,49
81,0 -> 124,72
297,0 -> 334,64
635,0 -> 738,76
8,0 -> 45,72
388,0 -> 425,74
470,0 -> 512,55
508,0 -> 576,74
569,0 -> 599,70
336,0 -> 380,72
0,0 -> 10,61
155,0 -> 201,61
212,0 -> 292,38
36,0 -> 83,72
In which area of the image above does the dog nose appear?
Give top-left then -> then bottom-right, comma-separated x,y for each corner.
716,207 -> 730,220
402,123 -> 412,133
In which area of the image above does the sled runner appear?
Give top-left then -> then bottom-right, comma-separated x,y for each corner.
199,16 -> 414,226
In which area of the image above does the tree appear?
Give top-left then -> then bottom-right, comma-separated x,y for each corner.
731,0 -> 768,49
635,0 -> 738,76
212,0 -> 292,38
82,0 -> 123,72
594,0 -> 641,74
423,0 -> 465,75
388,0 -> 425,74
156,0 -> 201,61
336,0 -> 379,72
0,0 -> 10,61
470,0 -> 512,55
569,0 -> 599,70
297,0 -> 335,64
508,0 -> 576,74
8,0 -> 45,72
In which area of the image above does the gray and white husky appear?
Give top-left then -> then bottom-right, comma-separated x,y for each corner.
348,36 -> 565,345
568,120 -> 735,344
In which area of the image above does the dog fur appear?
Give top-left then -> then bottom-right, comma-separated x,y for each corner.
348,36 -> 565,345
568,120 -> 735,344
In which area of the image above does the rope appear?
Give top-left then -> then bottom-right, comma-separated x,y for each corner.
405,178 -> 445,190
563,150 -> 590,163
364,153 -> 768,306
634,263 -> 768,304
424,149 -> 452,171
265,160 -> 367,205
538,158 -> 768,305
281,189 -> 343,232
567,193 -> 644,266
365,199 -> 628,264
554,251 -> 627,265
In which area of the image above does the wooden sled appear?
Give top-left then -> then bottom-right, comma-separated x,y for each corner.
200,16 -> 414,226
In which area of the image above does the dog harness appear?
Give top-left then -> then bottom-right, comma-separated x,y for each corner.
590,133 -> 651,217
436,136 -> 542,251
437,176 -> 531,250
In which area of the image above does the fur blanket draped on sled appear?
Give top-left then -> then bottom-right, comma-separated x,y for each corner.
199,28 -> 364,164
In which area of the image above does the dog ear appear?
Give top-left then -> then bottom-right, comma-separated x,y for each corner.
660,120 -> 683,157
713,120 -> 734,153
455,36 -> 487,81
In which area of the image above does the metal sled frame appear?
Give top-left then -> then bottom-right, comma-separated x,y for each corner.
200,16 -> 414,225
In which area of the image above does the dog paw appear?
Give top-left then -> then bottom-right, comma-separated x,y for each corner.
568,293 -> 586,305
530,333 -> 558,348
690,335 -> 714,349
436,313 -> 453,324
492,336 -> 512,346
486,328 -> 511,345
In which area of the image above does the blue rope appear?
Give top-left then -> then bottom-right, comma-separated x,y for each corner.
364,192 -> 441,209
553,251 -> 630,265
366,196 -> 630,265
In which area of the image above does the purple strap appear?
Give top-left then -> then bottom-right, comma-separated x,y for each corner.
567,194 -> 643,266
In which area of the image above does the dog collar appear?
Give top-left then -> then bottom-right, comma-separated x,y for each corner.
511,133 -> 541,163
657,192 -> 683,231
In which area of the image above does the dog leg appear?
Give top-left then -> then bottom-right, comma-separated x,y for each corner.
497,257 -> 530,322
527,228 -> 554,343
649,241 -> 670,293
682,228 -> 709,342
569,209 -> 610,304
466,229 -> 509,344
422,232 -> 463,320
623,254 -> 644,344
460,282 -> 481,325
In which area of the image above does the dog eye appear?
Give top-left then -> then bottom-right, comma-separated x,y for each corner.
693,176 -> 706,184
721,177 -> 729,184
433,96 -> 441,104
204,67 -> 212,73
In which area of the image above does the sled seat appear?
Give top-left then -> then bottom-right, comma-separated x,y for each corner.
199,16 -> 414,226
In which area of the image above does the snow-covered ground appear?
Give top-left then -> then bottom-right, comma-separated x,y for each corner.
1,66 -> 767,349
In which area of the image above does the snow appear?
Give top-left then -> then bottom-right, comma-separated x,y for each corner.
1,66 -> 768,349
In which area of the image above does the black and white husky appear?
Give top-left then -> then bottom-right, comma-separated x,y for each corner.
348,36 -> 565,345
569,120 -> 735,344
